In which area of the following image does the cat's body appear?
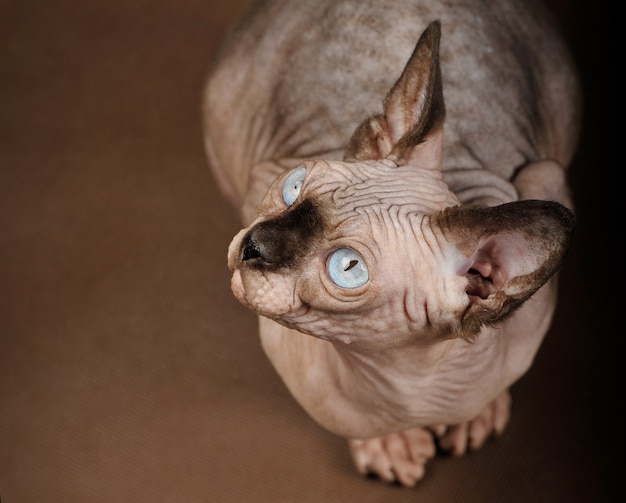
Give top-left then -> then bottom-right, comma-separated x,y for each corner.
203,0 -> 580,486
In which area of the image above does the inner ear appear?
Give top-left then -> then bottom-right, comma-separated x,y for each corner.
464,232 -> 536,300
433,200 -> 575,339
465,243 -> 503,301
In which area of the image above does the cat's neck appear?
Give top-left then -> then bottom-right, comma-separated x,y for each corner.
258,316 -> 504,439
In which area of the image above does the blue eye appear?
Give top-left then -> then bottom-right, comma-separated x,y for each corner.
327,248 -> 369,288
282,167 -> 306,206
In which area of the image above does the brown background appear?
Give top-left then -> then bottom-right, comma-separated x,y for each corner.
1,0 -> 618,501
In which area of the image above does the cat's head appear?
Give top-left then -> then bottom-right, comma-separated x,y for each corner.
226,22 -> 574,348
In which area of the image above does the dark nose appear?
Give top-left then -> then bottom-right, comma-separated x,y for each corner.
238,199 -> 323,271
239,226 -> 284,270
241,231 -> 265,262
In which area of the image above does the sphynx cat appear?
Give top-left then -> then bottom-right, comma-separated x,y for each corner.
203,0 -> 580,486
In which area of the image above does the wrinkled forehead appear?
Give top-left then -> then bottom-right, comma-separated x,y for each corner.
300,159 -> 457,217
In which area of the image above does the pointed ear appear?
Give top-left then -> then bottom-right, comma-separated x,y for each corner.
344,20 -> 445,169
433,200 -> 575,340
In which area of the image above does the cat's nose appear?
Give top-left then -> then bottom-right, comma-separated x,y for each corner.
238,199 -> 322,271
238,224 -> 295,271
241,230 -> 265,262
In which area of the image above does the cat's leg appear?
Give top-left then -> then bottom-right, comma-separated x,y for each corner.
348,390 -> 511,485
434,389 -> 511,456
349,427 -> 436,487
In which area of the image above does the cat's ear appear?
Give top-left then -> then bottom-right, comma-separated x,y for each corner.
432,200 -> 575,340
344,21 -> 445,171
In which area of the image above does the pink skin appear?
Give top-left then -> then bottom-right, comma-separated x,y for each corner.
205,0 -> 579,486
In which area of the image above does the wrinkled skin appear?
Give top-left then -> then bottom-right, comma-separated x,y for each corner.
229,160 -> 463,335
204,0 -> 580,486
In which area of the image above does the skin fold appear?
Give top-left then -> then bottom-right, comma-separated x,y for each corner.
203,0 -> 580,487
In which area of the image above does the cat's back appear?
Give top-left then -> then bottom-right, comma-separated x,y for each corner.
204,0 -> 580,202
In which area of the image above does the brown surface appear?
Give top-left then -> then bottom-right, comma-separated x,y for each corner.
0,1 -> 617,501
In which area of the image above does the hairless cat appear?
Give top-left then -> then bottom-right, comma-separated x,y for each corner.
203,0 -> 580,486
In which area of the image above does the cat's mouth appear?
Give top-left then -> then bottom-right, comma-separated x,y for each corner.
230,263 -> 301,318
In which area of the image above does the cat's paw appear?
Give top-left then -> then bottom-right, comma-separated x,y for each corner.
434,389 -> 511,456
349,427 -> 436,487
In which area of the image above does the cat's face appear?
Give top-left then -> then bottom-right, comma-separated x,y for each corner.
227,158 -> 574,348
223,19 -> 574,348
227,159 -> 467,347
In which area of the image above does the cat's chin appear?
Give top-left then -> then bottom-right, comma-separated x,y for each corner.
230,269 -> 248,306
230,268 -> 299,318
